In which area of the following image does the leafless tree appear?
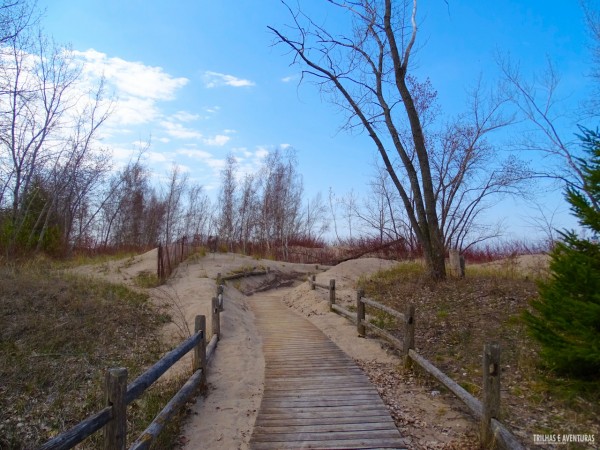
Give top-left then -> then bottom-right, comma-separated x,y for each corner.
433,84 -> 531,251
270,0 -> 527,278
217,153 -> 237,249
258,147 -> 303,257
268,1 -> 435,277
162,165 -> 188,244
182,183 -> 211,243
237,173 -> 258,253
301,192 -> 330,242
357,164 -> 413,245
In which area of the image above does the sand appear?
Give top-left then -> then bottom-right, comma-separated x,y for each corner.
76,251 -> 482,449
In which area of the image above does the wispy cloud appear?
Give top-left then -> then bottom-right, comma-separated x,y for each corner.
172,111 -> 201,122
160,120 -> 203,140
203,134 -> 230,146
177,147 -> 226,170
203,71 -> 255,88
74,49 -> 188,100
281,74 -> 299,83
73,49 -> 189,127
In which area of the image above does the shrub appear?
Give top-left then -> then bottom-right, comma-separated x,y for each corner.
525,127 -> 600,379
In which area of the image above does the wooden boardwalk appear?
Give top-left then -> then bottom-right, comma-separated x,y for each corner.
249,292 -> 407,450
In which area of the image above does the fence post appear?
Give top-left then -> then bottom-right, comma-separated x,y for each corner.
310,274 -> 316,290
217,283 -> 224,311
482,342 -> 501,446
449,249 -> 465,277
329,279 -> 336,311
403,304 -> 415,367
157,244 -> 163,280
212,297 -> 221,340
357,289 -> 365,337
194,316 -> 207,386
104,367 -> 127,450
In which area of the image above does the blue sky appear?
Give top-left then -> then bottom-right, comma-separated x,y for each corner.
37,0 -> 593,240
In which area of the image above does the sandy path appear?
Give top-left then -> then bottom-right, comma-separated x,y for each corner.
179,286 -> 264,449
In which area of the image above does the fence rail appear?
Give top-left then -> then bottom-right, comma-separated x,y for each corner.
38,283 -> 223,450
310,276 -> 524,450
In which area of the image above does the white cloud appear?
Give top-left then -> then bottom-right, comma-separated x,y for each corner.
205,106 -> 221,114
254,147 -> 269,159
176,147 -> 226,170
172,111 -> 200,122
281,74 -> 299,83
147,151 -> 169,163
203,71 -> 255,88
74,49 -> 188,100
160,120 -> 203,140
203,135 -> 230,146
111,97 -> 161,125
72,49 -> 189,127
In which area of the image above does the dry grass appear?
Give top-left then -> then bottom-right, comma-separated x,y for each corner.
358,261 -> 600,449
0,263 -> 186,449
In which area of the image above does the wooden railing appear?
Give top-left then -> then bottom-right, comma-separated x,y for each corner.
157,236 -> 197,282
309,275 -> 525,450
38,283 -> 224,450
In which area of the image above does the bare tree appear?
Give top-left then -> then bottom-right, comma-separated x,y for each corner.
433,84 -> 531,251
162,165 -> 188,244
237,173 -> 258,253
301,192 -> 330,242
217,153 -> 237,249
269,0 -> 453,279
270,1 -> 532,277
258,147 -> 303,257
182,183 -> 211,243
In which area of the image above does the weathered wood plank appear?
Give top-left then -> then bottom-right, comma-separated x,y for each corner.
255,415 -> 396,427
254,409 -> 393,421
259,400 -> 383,408
250,438 -> 407,450
250,293 -> 404,450
251,429 -> 403,442
253,421 -> 396,434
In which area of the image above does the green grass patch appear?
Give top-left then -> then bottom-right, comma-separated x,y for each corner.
134,270 -> 161,288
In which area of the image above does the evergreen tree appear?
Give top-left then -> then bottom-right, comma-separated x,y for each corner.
525,127 -> 600,379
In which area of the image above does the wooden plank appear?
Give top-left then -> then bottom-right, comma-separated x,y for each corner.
250,293 -> 404,450
255,410 -> 393,421
255,415 -> 396,427
250,438 -> 407,449
262,389 -> 378,398
259,398 -> 383,408
251,429 -> 403,442
253,421 -> 396,434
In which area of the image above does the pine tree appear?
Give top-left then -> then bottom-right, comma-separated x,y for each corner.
525,127 -> 600,379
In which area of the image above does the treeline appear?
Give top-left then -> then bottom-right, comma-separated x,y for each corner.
215,148 -> 329,258
0,2 -> 212,257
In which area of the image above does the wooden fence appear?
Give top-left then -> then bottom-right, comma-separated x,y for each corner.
309,275 -> 525,450
157,236 -> 197,282
38,283 -> 224,450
